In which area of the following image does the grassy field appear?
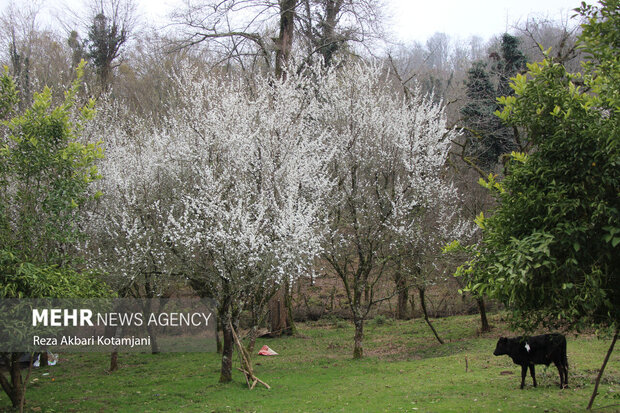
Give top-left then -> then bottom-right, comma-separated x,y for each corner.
2,313 -> 618,412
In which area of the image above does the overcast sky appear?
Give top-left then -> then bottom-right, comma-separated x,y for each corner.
1,0 -> 582,44
389,0 -> 579,43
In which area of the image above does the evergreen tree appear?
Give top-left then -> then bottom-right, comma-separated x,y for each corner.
460,34 -> 527,171
460,62 -> 504,170
494,33 -> 528,97
87,12 -> 126,89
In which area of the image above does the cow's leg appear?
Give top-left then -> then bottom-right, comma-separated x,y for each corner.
561,361 -> 569,388
529,364 -> 537,387
520,364 -> 527,389
554,361 -> 565,388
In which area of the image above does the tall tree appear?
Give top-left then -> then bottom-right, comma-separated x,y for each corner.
458,1 -> 619,408
84,0 -> 137,89
493,33 -> 528,97
459,33 -> 528,172
163,62 -> 332,382
0,63 -> 108,410
81,104 -> 180,355
169,0 -> 384,72
459,61 -> 505,171
451,33 -> 529,333
318,63 -> 460,358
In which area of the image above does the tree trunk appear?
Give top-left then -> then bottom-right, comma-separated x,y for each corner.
108,323 -> 123,371
269,282 -> 294,336
107,324 -> 118,371
143,286 -> 161,354
409,293 -> 416,319
476,297 -> 490,333
109,351 -> 118,372
317,0 -> 342,66
219,284 -> 234,383
329,286 -> 336,311
19,353 -> 34,413
246,325 -> 259,355
285,281 -> 297,336
275,0 -> 296,79
245,303 -> 260,355
1,353 -> 25,408
216,319 -> 223,354
220,317 -> 234,383
146,323 -> 160,354
40,351 -> 48,367
395,274 -> 409,320
419,287 -> 444,345
587,326 -> 619,410
268,287 -> 287,336
353,317 -> 364,359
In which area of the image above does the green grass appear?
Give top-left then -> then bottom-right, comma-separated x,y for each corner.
2,314 -> 619,412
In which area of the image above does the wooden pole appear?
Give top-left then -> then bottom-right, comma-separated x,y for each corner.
230,322 -> 270,390
587,326 -> 618,410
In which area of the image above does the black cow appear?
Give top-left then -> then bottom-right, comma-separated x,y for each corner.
493,333 -> 568,389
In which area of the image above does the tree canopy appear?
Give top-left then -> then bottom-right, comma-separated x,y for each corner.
0,62 -> 109,409
458,0 -> 619,331
0,62 -> 108,299
459,33 -> 527,172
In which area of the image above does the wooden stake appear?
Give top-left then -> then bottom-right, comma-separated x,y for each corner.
587,327 -> 618,410
230,322 -> 270,390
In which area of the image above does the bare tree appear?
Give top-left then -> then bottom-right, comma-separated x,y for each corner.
298,0 -> 385,65
0,1 -> 43,109
87,0 -> 138,88
515,14 -> 583,71
58,0 -> 138,89
168,0 -> 278,71
168,0 -> 385,72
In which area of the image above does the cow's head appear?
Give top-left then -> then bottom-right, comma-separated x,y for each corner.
493,337 -> 509,356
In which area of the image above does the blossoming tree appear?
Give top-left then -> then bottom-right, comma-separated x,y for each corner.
317,63 -> 463,358
164,63 -> 333,382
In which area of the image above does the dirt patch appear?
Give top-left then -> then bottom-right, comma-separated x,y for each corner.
366,341 -> 411,360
